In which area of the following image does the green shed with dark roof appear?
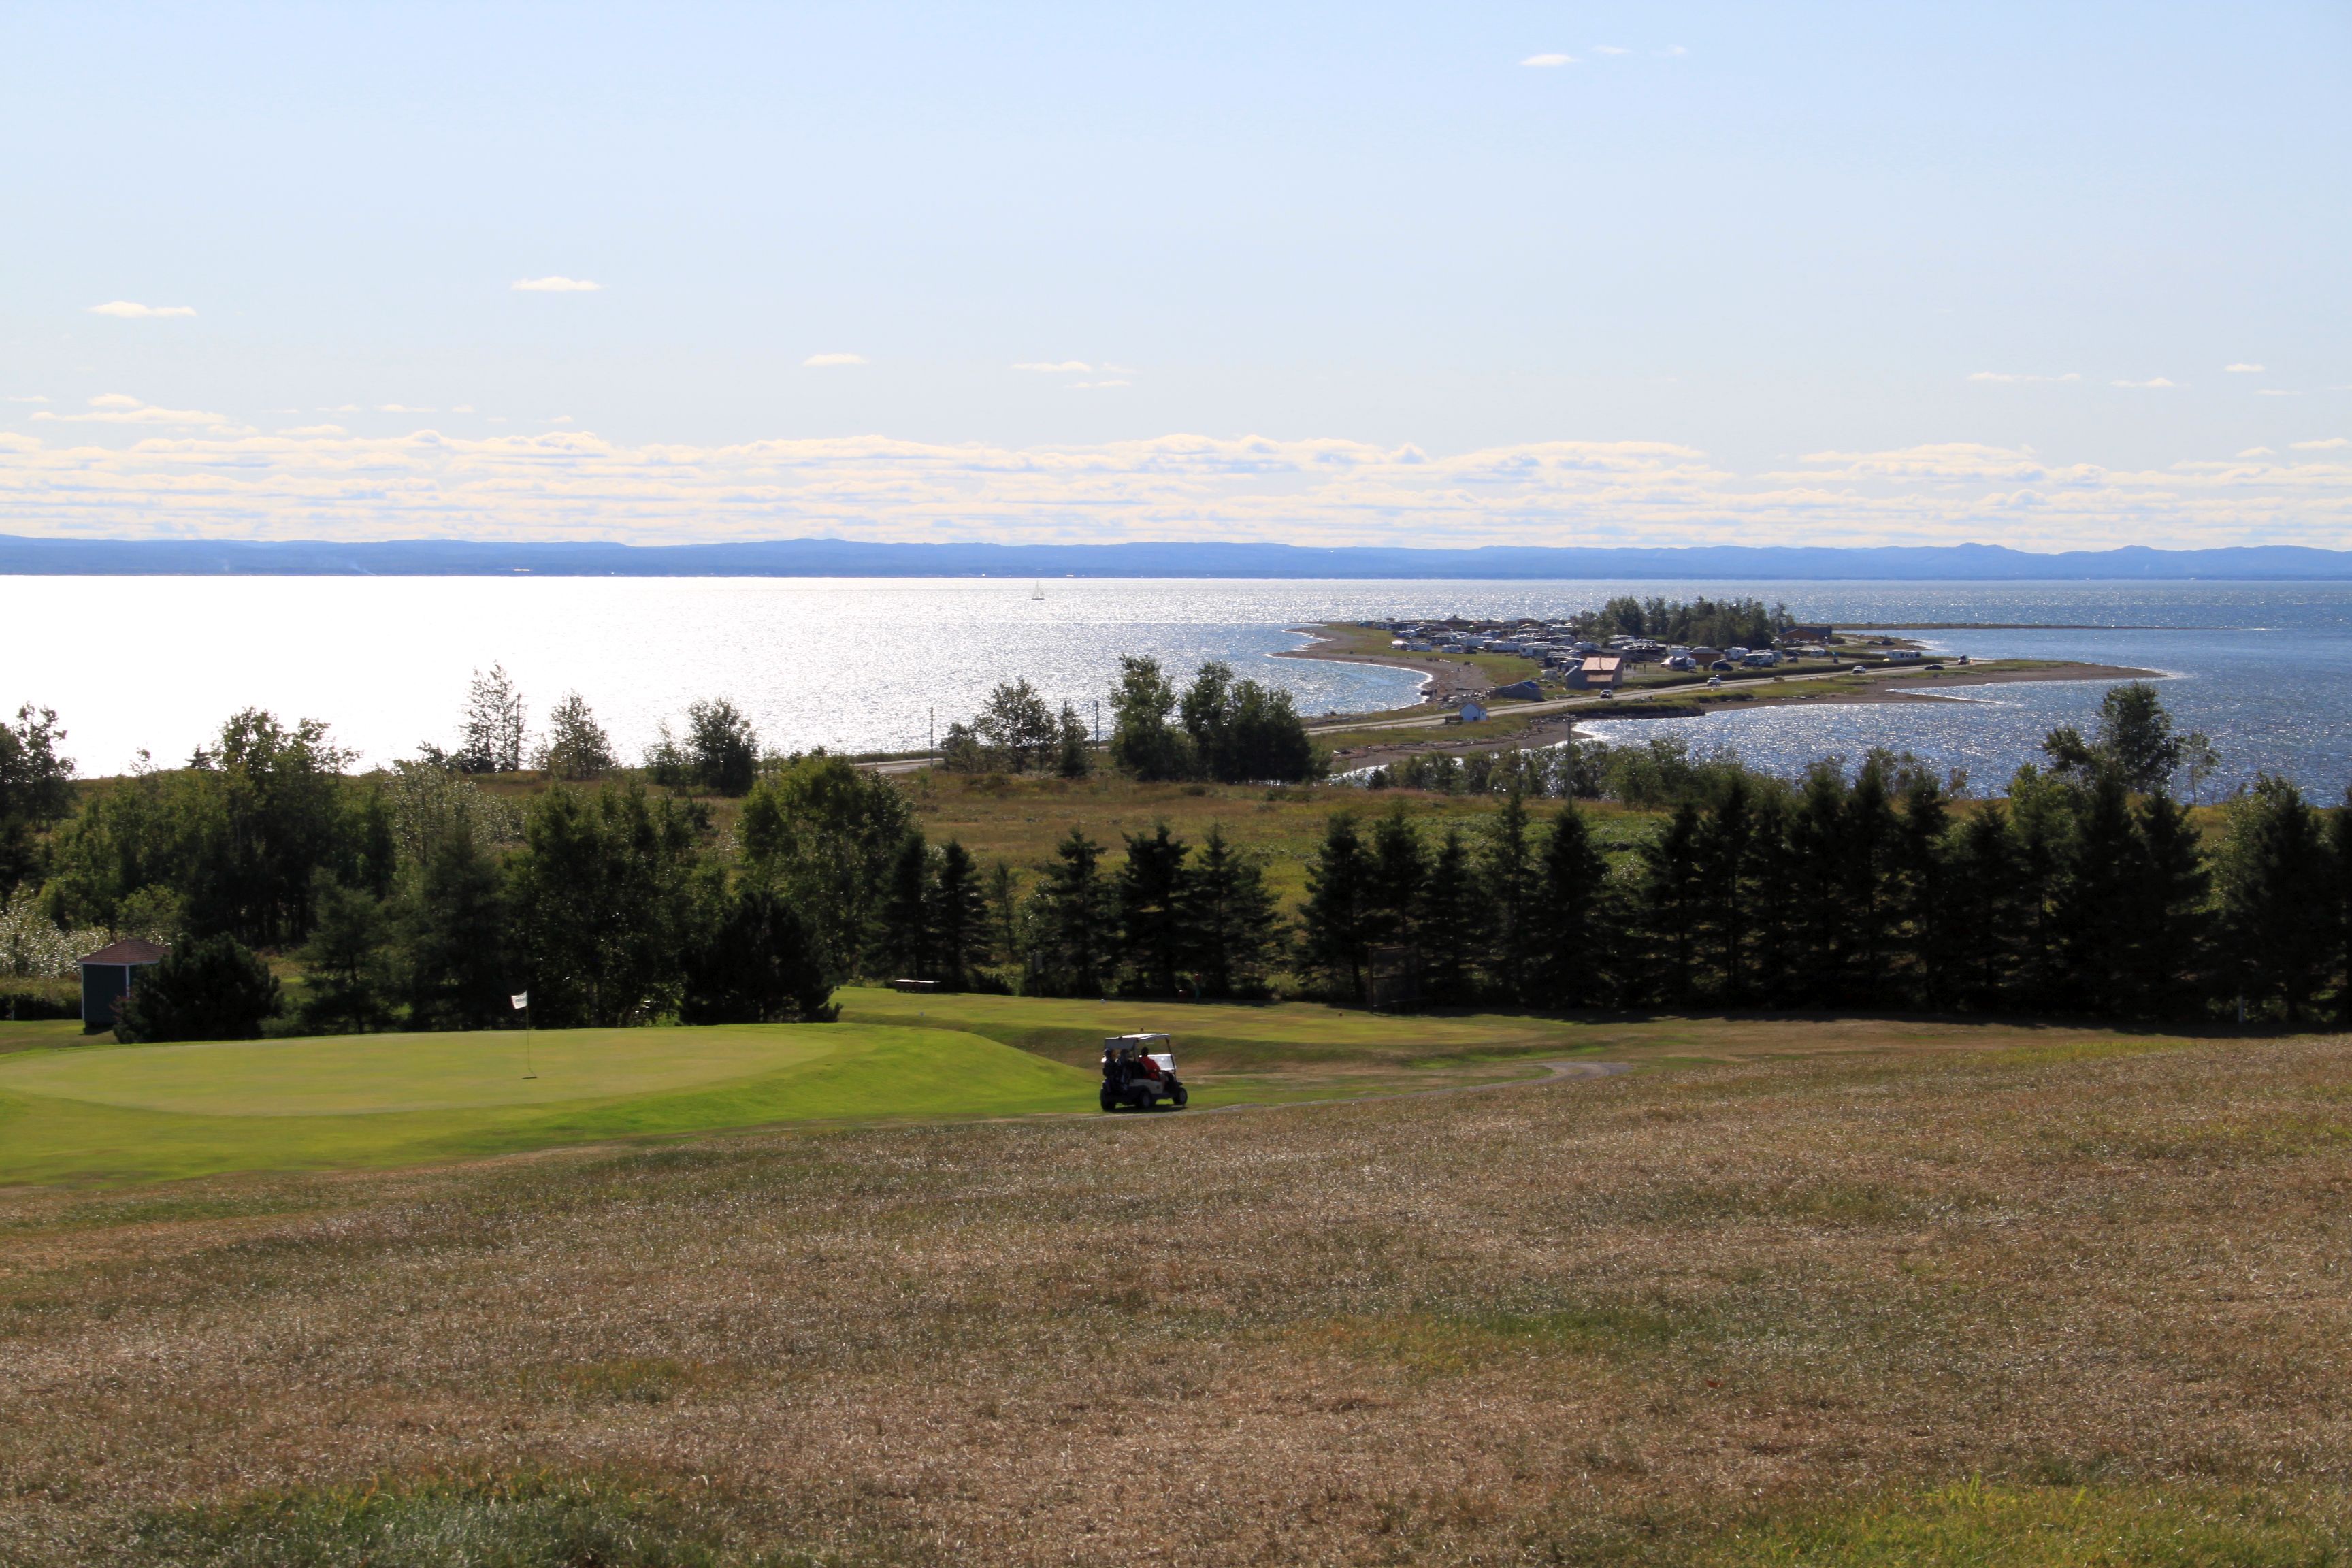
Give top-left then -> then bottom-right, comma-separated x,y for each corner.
78,938 -> 167,1032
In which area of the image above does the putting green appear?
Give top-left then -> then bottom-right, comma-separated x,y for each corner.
0,1023 -> 1094,1188
0,1027 -> 843,1115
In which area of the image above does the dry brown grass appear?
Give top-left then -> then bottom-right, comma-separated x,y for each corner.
3,1028 -> 2351,1564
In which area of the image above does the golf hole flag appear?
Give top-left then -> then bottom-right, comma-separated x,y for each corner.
511,992 -> 529,1010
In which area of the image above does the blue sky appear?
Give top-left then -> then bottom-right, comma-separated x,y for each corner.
2,2 -> 2347,548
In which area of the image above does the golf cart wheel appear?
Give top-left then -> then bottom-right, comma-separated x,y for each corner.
1100,1088 -> 1118,1113
1172,1084 -> 1189,1107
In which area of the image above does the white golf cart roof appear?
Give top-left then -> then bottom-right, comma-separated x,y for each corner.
1103,1032 -> 1170,1049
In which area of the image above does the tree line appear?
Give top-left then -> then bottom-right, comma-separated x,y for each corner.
942,657 -> 1322,785
7,676 -> 2349,1038
1304,696 -> 2351,1025
1567,595 -> 1795,651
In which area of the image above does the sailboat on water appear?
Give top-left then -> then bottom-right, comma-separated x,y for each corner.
1031,581 -> 1045,601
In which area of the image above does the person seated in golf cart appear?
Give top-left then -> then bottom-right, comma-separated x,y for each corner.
1099,1033 -> 1188,1111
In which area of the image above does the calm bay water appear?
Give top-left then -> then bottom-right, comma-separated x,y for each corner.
2,576 -> 2347,794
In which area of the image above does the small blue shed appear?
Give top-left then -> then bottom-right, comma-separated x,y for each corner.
78,938 -> 167,1032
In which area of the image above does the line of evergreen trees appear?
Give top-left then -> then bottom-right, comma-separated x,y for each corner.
872,821 -> 1286,1000
1303,756 -> 2352,1024
10,679 -> 2351,1039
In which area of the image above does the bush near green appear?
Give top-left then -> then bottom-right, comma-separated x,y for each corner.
115,934 -> 280,1043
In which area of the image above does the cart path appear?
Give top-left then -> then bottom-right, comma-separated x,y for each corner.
1129,1058 -> 1635,1120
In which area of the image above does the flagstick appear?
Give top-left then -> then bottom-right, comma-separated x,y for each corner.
523,1002 -> 536,1079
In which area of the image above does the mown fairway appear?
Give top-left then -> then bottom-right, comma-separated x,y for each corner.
3,1017 -> 2347,1565
0,1022 -> 1093,1186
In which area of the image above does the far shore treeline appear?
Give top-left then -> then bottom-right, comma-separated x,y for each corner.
2,653 -> 2351,1043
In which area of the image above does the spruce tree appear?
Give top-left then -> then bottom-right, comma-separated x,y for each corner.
1785,762 -> 1850,1005
1298,812 -> 1375,1000
1417,826 -> 1482,1007
877,834 -> 933,980
2132,792 -> 2210,1019
1693,777 -> 1757,1007
1890,774 -> 1954,1011
1635,801 -> 1706,1007
2334,790 -> 2352,1026
1115,822 -> 1192,995
1738,789 -> 1806,1011
2216,777 -> 2338,1022
1028,828 -> 1116,996
2006,766 -> 2077,1014
928,838 -> 989,989
1529,800 -> 1610,1008
1840,759 -> 1901,1008
2054,770 -> 2140,1016
1479,789 -> 1539,1004
1945,802 -> 2021,1012
1367,805 -> 1427,949
1184,826 -> 1284,998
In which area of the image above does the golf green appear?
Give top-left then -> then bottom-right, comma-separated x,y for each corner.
0,1023 -> 1095,1187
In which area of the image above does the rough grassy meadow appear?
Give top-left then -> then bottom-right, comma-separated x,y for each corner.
3,1028 -> 2349,1565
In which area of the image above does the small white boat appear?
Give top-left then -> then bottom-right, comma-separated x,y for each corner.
1032,581 -> 1045,600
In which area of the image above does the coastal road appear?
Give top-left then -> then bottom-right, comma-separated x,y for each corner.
859,659 -> 2102,774
1302,661 -> 1897,737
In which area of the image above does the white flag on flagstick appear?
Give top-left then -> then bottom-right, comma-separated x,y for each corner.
511,992 -> 529,1010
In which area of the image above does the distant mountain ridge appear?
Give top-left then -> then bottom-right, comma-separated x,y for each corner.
3,536 -> 2349,580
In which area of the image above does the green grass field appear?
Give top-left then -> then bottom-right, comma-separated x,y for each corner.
0,1019 -> 1093,1187
0,992 -> 2180,1189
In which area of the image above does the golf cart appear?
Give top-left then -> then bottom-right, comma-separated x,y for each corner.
1100,1033 -> 1188,1112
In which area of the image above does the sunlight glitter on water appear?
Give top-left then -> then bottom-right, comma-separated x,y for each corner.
3,576 -> 2347,790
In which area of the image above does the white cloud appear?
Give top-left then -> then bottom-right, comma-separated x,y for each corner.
2257,389 -> 2298,397
321,405 -> 361,413
2,427 -> 2346,550
803,353 -> 867,368
1013,361 -> 1092,372
276,425 -> 347,436
2112,378 -> 2178,389
511,276 -> 601,293
1072,380 -> 1132,389
2238,447 -> 2276,457
1968,371 -> 2082,384
29,393 -> 240,429
6,395 -> 49,404
1520,52 -> 1574,66
87,301 -> 197,319
1659,44 -> 1688,56
2225,363 -> 2265,374
377,404 -> 437,414
1591,44 -> 1629,55
2292,437 -> 2350,451
451,404 -> 476,414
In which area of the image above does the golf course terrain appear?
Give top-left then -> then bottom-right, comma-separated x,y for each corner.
0,1015 -> 1093,1186
0,990 -> 2158,1188
5,1000 -> 2351,1565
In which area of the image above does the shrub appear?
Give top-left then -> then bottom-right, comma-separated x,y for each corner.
115,934 -> 281,1042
